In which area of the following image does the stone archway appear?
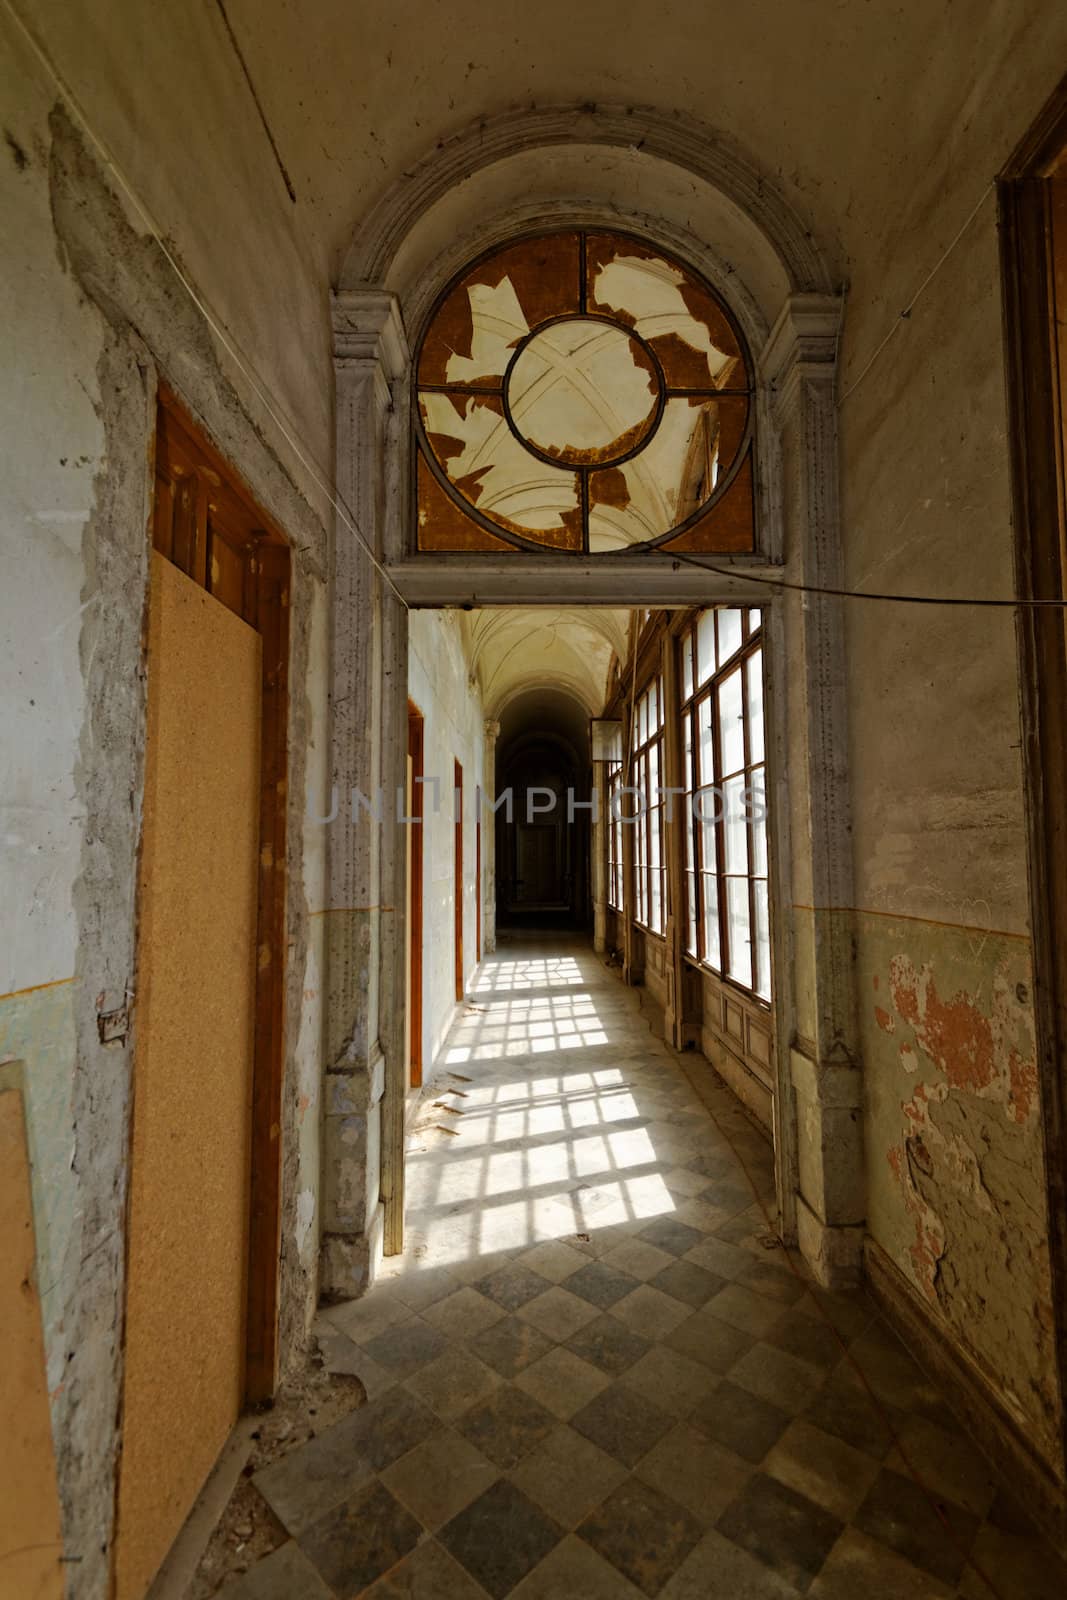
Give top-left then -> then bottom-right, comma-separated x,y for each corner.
321,103 -> 858,1300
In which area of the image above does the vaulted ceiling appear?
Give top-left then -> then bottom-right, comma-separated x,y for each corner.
460,608 -> 630,719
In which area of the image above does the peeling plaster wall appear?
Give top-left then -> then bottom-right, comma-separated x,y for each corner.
7,0 -> 1067,1566
860,919 -> 1056,1456
1,21 -> 330,1594
409,613 -> 487,1067
839,43 -> 1064,1468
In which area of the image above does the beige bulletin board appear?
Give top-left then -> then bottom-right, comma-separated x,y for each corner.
115,555 -> 261,1599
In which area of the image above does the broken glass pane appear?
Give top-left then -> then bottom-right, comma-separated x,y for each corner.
415,230 -> 755,554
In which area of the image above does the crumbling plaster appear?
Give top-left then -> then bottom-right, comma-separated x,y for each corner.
2,41 -> 330,1592
835,30 -> 1062,1468
6,0 -> 1067,1574
861,921 -> 1058,1464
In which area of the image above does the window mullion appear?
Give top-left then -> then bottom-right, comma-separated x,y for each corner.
739,642 -> 754,990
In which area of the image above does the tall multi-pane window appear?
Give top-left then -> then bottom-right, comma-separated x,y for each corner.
631,677 -> 666,936
680,609 -> 769,1000
606,760 -> 623,912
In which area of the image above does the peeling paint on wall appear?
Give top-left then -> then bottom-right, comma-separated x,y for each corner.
860,914 -> 1059,1463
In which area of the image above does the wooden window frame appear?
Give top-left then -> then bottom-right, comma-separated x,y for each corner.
631,676 -> 666,937
150,387 -> 289,1403
606,759 -> 624,912
679,607 -> 769,1004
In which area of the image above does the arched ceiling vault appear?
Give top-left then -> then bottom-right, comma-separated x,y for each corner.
460,607 -> 630,719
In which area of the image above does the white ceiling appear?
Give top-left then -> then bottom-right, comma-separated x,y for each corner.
461,607 -> 630,719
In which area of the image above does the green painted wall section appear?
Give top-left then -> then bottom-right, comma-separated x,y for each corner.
856,912 -> 1059,1463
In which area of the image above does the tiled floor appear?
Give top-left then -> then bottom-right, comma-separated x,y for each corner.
232,937 -> 1067,1599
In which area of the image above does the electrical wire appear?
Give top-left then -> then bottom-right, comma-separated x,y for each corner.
7,0 -> 1055,619
652,546 -> 1067,609
1,0 -> 409,612
837,184 -> 995,408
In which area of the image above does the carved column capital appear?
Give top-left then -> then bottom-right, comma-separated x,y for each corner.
332,288 -> 410,377
761,292 -> 843,420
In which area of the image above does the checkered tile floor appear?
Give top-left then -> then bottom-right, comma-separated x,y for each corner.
230,938 -> 1067,1599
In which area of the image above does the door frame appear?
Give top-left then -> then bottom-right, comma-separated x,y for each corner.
407,701 -> 425,1088
999,72 -> 1067,1486
146,388 -> 290,1403
454,759 -> 464,1000
476,805 -> 483,962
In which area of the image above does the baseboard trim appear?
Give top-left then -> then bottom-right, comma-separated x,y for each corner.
864,1237 -> 1067,1553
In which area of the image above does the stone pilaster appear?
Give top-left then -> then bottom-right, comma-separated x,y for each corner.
761,292 -> 863,1285
321,290 -> 410,1297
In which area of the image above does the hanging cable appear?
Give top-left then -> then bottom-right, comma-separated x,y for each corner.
837,183 -> 995,409
653,546 -> 1065,608
10,0 -> 1055,616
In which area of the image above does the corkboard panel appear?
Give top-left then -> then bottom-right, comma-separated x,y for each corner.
115,554 -> 261,1600
0,1085 -> 64,1600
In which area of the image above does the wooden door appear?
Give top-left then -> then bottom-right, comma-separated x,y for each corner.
407,705 -> 424,1087
1000,86 -> 1067,1489
454,760 -> 464,1000
476,807 -> 482,962
114,392 -> 290,1597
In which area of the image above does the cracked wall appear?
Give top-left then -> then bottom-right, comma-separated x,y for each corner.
841,132 -> 1062,1473
860,918 -> 1058,1462
2,27 -> 331,1595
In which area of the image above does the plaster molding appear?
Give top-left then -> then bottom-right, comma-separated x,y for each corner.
340,103 -> 834,296
386,557 -> 785,609
796,1194 -> 864,1288
332,289 -> 410,381
762,293 -> 845,420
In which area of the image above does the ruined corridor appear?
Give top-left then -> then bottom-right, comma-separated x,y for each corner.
250,939 -> 1064,1598
6,4 -> 1067,1599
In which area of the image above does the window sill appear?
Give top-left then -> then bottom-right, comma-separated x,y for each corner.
683,952 -> 771,1010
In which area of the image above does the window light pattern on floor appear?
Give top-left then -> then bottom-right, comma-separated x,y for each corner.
238,938 -> 1067,1600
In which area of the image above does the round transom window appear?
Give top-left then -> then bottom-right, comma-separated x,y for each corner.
505,318 -> 661,467
415,230 -> 756,555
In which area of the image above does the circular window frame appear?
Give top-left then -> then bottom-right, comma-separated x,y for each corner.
414,227 -> 756,555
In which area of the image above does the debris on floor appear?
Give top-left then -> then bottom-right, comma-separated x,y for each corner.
189,1349 -> 364,1597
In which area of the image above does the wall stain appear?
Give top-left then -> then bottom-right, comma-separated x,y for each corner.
867,938 -> 1058,1460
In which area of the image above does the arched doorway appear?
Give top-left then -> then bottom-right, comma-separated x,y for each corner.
496,699 -> 591,931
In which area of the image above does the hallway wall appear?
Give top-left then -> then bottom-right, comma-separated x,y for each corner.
5,0 -> 1067,1586
837,52 -> 1061,1466
409,612 -> 488,1067
0,16 -> 332,1591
